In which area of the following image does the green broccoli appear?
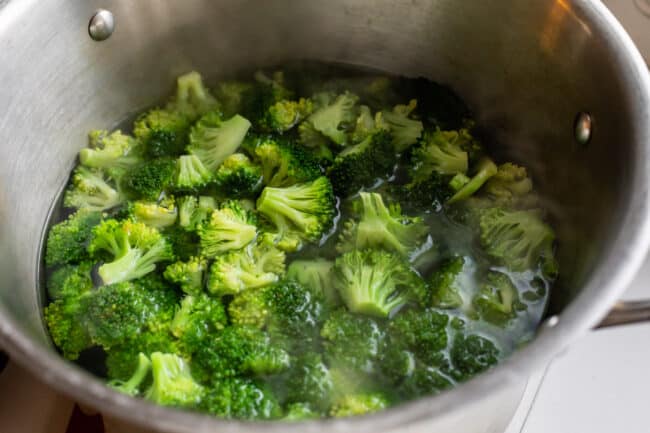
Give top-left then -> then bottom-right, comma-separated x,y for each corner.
284,352 -> 333,410
214,153 -> 263,198
379,100 -> 423,152
80,130 -> 142,169
320,309 -> 383,373
262,98 -> 314,132
448,333 -> 500,381
170,294 -> 228,354
198,201 -> 257,257
337,192 -> 428,257
239,70 -> 294,126
398,366 -> 454,400
145,352 -> 204,407
484,163 -> 532,198
163,256 -> 207,295
207,242 -> 285,296
448,157 -> 498,204
409,129 -> 471,182
333,250 -> 426,318
45,209 -> 102,266
327,130 -> 395,197
214,80 -> 254,117
63,166 -> 124,211
105,331 -> 178,382
250,136 -> 321,187
399,172 -> 454,211
133,109 -> 190,158
188,112 -> 252,171
329,393 -> 389,417
163,225 -> 201,261
228,287 -> 270,329
350,105 -> 387,143
387,309 -> 449,366
256,177 -> 335,246
81,276 -> 178,349
175,155 -> 213,192
479,207 -> 557,274
47,261 -> 94,300
283,403 -> 320,421
201,378 -> 281,420
130,197 -> 178,228
108,353 -> 152,396
473,271 -> 524,326
44,295 -> 93,360
299,92 -> 359,146
192,325 -> 290,381
429,256 -> 472,309
123,158 -> 177,201
166,71 -> 220,121
177,195 -> 216,230
88,219 -> 175,285
286,258 -> 338,305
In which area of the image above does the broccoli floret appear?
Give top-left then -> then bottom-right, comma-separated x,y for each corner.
214,80 -> 254,117
329,393 -> 389,417
448,157 -> 498,204
284,352 -> 333,410
108,353 -> 152,396
63,166 -> 124,211
262,98 -> 314,133
429,256 -> 470,309
350,105 -> 388,143
131,197 -> 178,228
320,309 -> 383,373
45,210 -> 102,266
144,352 -> 204,407
133,109 -> 191,158
47,261 -> 94,300
177,195 -> 216,231
449,172 -> 471,191
286,259 -> 338,305
410,129 -> 471,182
44,296 -> 93,360
387,309 -> 449,366
192,326 -> 290,381
337,192 -> 428,257
198,201 -> 257,257
105,331 -> 178,382
166,71 -> 219,121
299,92 -> 359,146
164,225 -> 201,261
123,158 -> 177,201
88,219 -> 174,285
379,100 -> 423,152
484,163 -> 532,198
398,366 -> 454,400
399,173 -> 453,211
228,287 -> 270,329
170,294 -> 228,354
283,403 -> 320,421
201,378 -> 281,420
473,271 -> 524,326
188,112 -> 252,171
333,250 -> 426,318
240,71 -> 294,126
479,207 -> 557,274
264,280 -> 325,351
175,155 -> 213,192
81,277 -> 178,349
207,242 -> 285,296
214,153 -> 263,198
449,334 -> 500,381
80,130 -> 142,169
163,256 -> 207,295
257,177 -> 335,246
251,137 -> 321,187
327,130 -> 395,197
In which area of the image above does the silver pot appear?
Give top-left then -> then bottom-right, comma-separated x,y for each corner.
0,1 -> 649,432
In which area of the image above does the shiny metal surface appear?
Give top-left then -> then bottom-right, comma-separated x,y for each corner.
88,9 -> 115,42
597,300 -> 650,328
573,112 -> 593,146
0,1 -> 649,432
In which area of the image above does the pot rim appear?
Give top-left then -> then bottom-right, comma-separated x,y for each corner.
1,1 -> 649,432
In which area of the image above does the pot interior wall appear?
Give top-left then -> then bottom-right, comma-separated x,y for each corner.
0,0 -> 642,379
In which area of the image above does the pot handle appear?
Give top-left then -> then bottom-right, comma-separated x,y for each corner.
596,300 -> 650,328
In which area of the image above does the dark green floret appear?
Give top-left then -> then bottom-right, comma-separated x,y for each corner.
214,153 -> 263,198
123,158 -> 177,201
45,210 -> 102,266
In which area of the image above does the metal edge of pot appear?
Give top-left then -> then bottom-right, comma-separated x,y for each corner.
0,1 -> 649,432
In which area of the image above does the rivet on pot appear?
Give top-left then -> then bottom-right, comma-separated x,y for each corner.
574,112 -> 593,146
88,9 -> 115,42
544,315 -> 559,328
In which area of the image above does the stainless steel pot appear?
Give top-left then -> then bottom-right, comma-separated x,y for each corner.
0,1 -> 649,432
